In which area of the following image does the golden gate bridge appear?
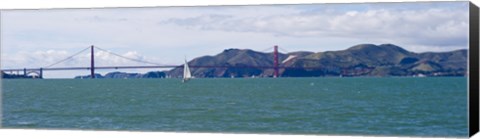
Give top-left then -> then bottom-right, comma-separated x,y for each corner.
1,45 -> 319,79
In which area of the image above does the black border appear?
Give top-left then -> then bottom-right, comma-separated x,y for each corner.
470,1 -> 480,137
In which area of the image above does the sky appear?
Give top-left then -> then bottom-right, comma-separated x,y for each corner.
0,1 -> 470,78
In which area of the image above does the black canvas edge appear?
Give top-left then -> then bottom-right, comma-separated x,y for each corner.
470,1 -> 480,137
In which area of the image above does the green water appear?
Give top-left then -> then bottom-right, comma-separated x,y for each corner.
1,77 -> 468,137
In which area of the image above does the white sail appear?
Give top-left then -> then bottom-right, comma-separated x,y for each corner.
183,59 -> 192,82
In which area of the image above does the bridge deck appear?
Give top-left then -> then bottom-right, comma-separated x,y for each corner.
1,65 -> 323,72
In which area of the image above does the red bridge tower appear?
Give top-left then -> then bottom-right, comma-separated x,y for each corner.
274,45 -> 279,78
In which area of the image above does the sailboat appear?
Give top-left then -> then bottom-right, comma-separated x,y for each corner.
182,58 -> 192,83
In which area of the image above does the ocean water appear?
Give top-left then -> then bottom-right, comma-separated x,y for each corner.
1,77 -> 468,137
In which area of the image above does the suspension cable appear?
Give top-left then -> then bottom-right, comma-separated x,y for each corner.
278,47 -> 290,53
45,46 -> 91,68
94,46 -> 162,66
259,46 -> 273,53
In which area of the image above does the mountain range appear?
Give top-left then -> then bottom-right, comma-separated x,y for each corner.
67,43 -> 466,78
167,43 -> 466,78
73,71 -> 166,79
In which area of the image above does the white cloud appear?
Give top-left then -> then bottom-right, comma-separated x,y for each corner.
191,4 -> 468,52
1,48 -> 160,69
1,50 -> 70,68
161,3 -> 468,51
1,2 -> 470,78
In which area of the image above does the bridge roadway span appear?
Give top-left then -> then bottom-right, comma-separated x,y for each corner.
1,65 -> 323,72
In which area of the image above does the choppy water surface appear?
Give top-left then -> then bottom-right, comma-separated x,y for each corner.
2,77 -> 468,137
